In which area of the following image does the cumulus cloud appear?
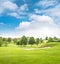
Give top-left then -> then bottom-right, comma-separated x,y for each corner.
41,3 -> 60,26
34,0 -> 60,27
0,0 -> 60,38
16,22 -> 30,30
16,14 -> 60,38
29,14 -> 55,25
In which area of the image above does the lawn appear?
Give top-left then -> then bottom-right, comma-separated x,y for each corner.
0,42 -> 60,64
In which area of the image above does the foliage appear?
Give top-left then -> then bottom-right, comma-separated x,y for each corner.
48,37 -> 53,42
20,36 -> 27,46
0,36 -> 60,47
7,38 -> 11,43
0,37 -> 3,46
45,36 -> 48,40
29,37 -> 35,45
36,38 -> 40,45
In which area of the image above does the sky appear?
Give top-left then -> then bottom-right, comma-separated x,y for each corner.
0,0 -> 60,38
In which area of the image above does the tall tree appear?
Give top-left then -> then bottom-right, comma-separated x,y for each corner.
13,38 -> 18,44
45,37 -> 48,40
36,38 -> 40,45
40,38 -> 43,43
29,37 -> 35,45
20,36 -> 27,46
3,38 -> 8,46
48,37 -> 53,42
53,37 -> 58,42
0,37 -> 3,47
7,38 -> 11,43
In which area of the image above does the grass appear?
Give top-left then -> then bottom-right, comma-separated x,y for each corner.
0,42 -> 60,64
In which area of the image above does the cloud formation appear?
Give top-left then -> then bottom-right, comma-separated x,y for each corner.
0,0 -> 28,18
0,0 -> 60,38
16,22 -> 30,30
16,14 -> 60,38
2,1 -> 18,11
36,0 -> 59,9
0,1 -> 18,15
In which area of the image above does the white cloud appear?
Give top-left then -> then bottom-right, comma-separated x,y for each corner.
44,4 -> 60,17
15,14 -> 60,38
29,14 -> 55,25
0,1 -> 28,18
19,4 -> 28,12
36,0 -> 58,8
35,0 -> 60,21
0,1 -> 18,15
8,12 -> 21,18
41,4 -> 60,26
16,22 -> 30,30
2,1 -> 18,11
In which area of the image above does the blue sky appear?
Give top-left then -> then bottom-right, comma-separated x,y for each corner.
0,0 -> 60,38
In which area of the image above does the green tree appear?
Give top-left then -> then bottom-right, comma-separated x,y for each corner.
45,37 -> 48,40
7,38 -> 11,43
48,37 -> 53,42
13,38 -> 18,44
40,38 -> 43,43
3,38 -> 8,46
36,38 -> 40,45
20,36 -> 27,46
3,38 -> 6,41
29,37 -> 35,45
58,38 -> 60,42
0,37 -> 3,47
53,37 -> 58,42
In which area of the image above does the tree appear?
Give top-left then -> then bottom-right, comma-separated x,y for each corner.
48,37 -> 53,42
29,37 -> 35,45
40,38 -> 43,43
53,37 -> 58,42
58,38 -> 60,42
13,38 -> 18,44
0,37 -> 3,47
3,38 -> 8,46
36,38 -> 40,45
3,38 -> 6,41
45,37 -> 48,40
7,38 -> 11,43
20,36 -> 27,46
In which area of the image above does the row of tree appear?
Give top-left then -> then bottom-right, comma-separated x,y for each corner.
0,36 -> 60,47
13,36 -> 43,46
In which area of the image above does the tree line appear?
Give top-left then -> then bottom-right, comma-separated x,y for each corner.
0,36 -> 60,47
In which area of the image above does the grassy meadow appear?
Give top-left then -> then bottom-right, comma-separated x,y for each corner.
0,42 -> 60,64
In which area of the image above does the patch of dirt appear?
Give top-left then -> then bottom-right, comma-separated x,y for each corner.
24,47 -> 51,50
40,46 -> 51,49
42,47 -> 51,48
24,48 -> 35,50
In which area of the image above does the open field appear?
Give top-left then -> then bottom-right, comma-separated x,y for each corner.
0,42 -> 60,64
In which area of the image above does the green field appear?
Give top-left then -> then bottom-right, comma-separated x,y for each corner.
0,42 -> 60,64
